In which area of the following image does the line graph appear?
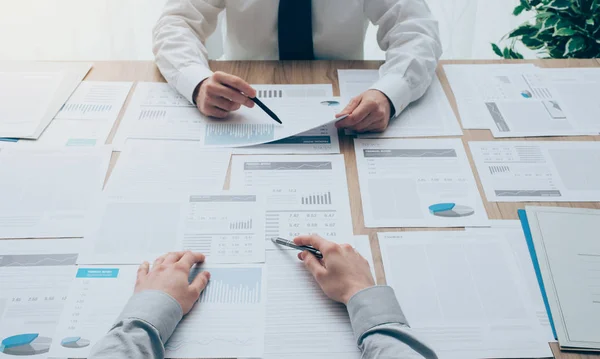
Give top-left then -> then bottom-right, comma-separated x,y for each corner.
243,161 -> 333,171
0,253 -> 78,267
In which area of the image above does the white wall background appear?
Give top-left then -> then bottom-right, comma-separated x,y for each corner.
0,0 -> 536,61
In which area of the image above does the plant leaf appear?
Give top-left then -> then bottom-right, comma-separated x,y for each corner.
509,24 -> 539,37
491,43 -> 504,57
586,18 -> 595,26
541,15 -> 561,31
554,27 -> 577,36
546,0 -> 573,10
522,35 -> 546,49
564,36 -> 587,56
513,4 -> 527,15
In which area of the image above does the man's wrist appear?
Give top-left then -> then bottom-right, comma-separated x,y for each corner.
192,79 -> 207,106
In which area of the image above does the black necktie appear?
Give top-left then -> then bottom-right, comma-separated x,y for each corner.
278,0 -> 314,60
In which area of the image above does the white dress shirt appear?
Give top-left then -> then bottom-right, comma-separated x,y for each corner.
152,0 -> 442,116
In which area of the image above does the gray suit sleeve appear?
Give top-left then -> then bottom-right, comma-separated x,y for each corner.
347,286 -> 438,359
88,290 -> 183,359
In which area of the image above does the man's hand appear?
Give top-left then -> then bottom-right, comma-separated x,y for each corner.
195,71 -> 256,119
335,89 -> 393,133
135,251 -> 211,315
294,234 -> 375,304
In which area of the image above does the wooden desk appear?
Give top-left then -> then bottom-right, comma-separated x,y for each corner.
90,59 -> 600,359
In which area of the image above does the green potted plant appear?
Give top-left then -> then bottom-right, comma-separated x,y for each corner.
492,0 -> 600,59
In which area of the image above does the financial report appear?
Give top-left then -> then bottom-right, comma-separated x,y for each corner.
379,231 -> 553,358
338,69 -> 461,138
105,140 -> 231,195
354,138 -> 488,227
229,154 -> 354,246
0,146 -> 112,238
469,141 -> 600,202
0,239 -> 80,358
49,264 -> 267,358
0,62 -> 92,139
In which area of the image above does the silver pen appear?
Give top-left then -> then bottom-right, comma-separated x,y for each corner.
270,237 -> 323,259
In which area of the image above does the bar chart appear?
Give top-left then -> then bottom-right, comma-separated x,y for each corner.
229,219 -> 252,230
193,267 -> 262,304
300,191 -> 332,205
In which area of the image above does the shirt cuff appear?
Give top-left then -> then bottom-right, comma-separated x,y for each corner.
176,65 -> 214,105
346,286 -> 408,342
369,74 -> 412,118
115,290 -> 183,344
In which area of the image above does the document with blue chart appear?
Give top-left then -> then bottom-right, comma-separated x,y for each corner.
229,154 -> 354,247
354,138 -> 488,227
469,141 -> 600,202
112,82 -> 340,152
78,193 -> 266,265
49,264 -> 266,358
0,239 -> 80,358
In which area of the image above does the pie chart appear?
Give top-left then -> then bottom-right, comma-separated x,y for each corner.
429,203 -> 474,218
0,333 -> 51,355
61,336 -> 91,348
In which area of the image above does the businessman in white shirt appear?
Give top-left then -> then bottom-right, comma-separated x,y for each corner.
153,0 -> 441,133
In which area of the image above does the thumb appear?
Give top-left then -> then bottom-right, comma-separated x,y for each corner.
336,96 -> 361,117
189,271 -> 211,296
137,261 -> 149,280
301,251 -> 326,279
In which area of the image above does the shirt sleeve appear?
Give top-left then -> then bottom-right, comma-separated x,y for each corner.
152,0 -> 225,103
88,290 -> 183,359
347,286 -> 438,359
364,0 -> 442,117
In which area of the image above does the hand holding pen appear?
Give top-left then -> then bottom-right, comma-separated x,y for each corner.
194,71 -> 257,118
273,234 -> 375,304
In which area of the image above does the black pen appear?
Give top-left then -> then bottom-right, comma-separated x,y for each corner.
271,237 -> 323,259
250,97 -> 282,124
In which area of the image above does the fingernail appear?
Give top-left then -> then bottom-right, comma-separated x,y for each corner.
300,252 -> 306,260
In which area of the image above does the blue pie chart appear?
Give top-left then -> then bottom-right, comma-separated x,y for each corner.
429,203 -> 474,218
0,333 -> 51,355
61,336 -> 90,349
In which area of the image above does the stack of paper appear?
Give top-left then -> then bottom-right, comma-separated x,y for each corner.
0,146 -> 112,238
469,141 -> 600,202
379,231 -> 552,358
337,69 -> 462,138
0,62 -> 92,139
112,82 -> 341,151
444,64 -> 598,137
522,206 -> 600,351
354,138 -> 488,227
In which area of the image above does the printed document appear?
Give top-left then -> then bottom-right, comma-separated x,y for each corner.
338,70 -> 461,138
466,221 -> 555,341
49,264 -> 267,358
0,239 -> 80,358
78,193 -> 266,265
526,206 -> 600,350
469,141 -> 600,202
444,64 -> 595,137
104,140 -> 231,195
229,154 -> 354,246
354,138 -> 488,227
113,82 -> 341,150
264,235 -> 373,359
0,62 -> 92,139
0,146 -> 112,238
379,231 -> 553,358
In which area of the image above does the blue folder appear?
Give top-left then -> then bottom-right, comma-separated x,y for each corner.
518,209 -> 558,340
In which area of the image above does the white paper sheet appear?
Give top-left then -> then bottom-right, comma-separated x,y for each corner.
229,154 -> 354,247
338,70 -> 462,138
379,231 -> 553,358
545,68 -> 600,134
465,222 -> 555,341
104,140 -> 231,196
0,146 -> 112,238
55,81 -> 132,121
354,138 -> 488,228
526,206 -> 600,350
112,82 -> 341,150
49,264 -> 267,358
469,141 -> 600,202
0,62 -> 92,139
264,235 -> 372,359
0,239 -> 80,358
443,64 -> 595,137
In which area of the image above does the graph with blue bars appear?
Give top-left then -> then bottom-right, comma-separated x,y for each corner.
191,267 -> 262,304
